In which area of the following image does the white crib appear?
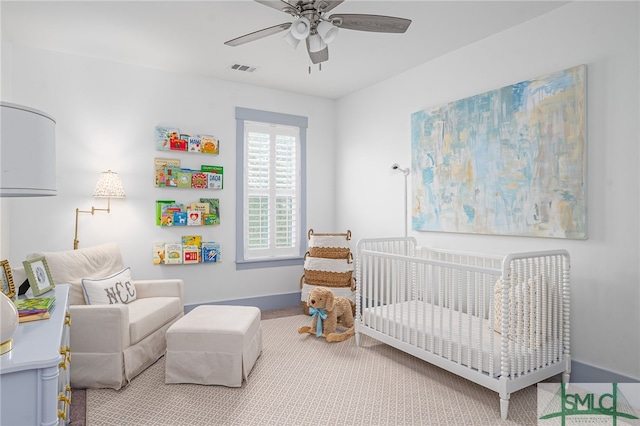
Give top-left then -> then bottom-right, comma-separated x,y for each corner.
355,237 -> 571,420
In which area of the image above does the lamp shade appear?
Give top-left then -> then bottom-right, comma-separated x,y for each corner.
283,30 -> 301,49
317,21 -> 338,44
0,292 -> 18,355
0,102 -> 56,197
307,34 -> 327,53
290,17 -> 310,40
93,170 -> 126,198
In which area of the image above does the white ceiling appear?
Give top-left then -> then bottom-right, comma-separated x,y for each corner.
1,1 -> 569,100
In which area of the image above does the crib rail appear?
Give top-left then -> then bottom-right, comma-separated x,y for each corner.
355,238 -> 570,381
500,250 -> 571,380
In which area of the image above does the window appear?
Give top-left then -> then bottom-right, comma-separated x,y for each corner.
235,107 -> 307,269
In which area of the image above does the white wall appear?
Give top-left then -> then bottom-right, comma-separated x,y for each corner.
2,1 -> 638,381
336,2 -> 639,380
1,44 -> 337,306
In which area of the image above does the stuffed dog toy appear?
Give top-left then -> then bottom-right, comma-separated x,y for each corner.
298,286 -> 355,342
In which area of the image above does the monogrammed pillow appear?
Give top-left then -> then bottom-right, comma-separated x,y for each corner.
81,267 -> 137,305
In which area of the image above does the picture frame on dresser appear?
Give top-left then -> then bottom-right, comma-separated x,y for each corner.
22,256 -> 55,296
1,259 -> 15,298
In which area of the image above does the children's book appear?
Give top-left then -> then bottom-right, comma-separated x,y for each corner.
177,170 -> 193,188
173,212 -> 187,226
18,308 -> 48,316
203,214 -> 218,226
206,172 -> 223,189
201,165 -> 223,174
199,198 -> 220,224
156,200 -> 175,226
200,135 -> 219,154
202,242 -> 221,263
186,210 -> 202,226
170,135 -> 188,151
161,203 -> 184,215
191,172 -> 208,189
189,202 -> 209,214
19,311 -> 51,323
155,126 -> 179,151
164,243 -> 183,264
183,246 -> 200,264
154,158 -> 181,187
202,166 -> 223,189
181,235 -> 202,248
153,242 -> 166,265
165,166 -> 181,187
161,214 -> 174,226
13,296 -> 56,314
188,136 -> 201,153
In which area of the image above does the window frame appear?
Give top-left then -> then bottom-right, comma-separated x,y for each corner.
235,107 -> 307,270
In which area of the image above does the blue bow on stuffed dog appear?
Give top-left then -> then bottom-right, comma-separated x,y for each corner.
309,307 -> 328,337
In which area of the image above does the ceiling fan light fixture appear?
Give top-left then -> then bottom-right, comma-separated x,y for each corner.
307,33 -> 327,53
317,20 -> 339,44
283,30 -> 301,49
290,17 -> 311,40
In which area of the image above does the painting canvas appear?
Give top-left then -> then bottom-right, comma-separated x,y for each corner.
411,65 -> 587,239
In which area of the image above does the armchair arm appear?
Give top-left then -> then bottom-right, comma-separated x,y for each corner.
133,279 -> 184,304
69,304 -> 130,353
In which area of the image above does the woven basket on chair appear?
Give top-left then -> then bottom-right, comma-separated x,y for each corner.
307,229 -> 352,259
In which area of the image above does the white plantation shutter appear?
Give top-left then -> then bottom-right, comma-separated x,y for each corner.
244,121 -> 300,259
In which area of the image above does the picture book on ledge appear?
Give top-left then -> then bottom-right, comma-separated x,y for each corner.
156,199 -> 220,226
154,158 -> 223,189
156,126 -> 219,155
153,238 -> 221,265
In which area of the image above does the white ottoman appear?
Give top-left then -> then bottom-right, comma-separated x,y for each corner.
165,305 -> 262,387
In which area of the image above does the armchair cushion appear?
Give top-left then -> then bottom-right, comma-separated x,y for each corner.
81,267 -> 137,305
128,297 -> 182,345
27,242 -> 125,305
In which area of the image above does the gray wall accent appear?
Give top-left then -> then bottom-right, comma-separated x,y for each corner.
569,361 -> 640,384
185,291 -> 301,314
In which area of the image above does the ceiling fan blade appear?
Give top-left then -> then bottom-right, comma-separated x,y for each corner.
313,0 -> 344,13
254,0 -> 298,13
329,14 -> 412,33
306,39 -> 329,64
224,22 -> 292,47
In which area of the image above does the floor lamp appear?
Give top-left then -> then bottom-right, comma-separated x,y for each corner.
74,170 -> 126,250
391,163 -> 410,237
1,102 -> 56,354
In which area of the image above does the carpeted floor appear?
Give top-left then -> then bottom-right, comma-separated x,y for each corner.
69,306 -> 302,425
79,307 -> 543,425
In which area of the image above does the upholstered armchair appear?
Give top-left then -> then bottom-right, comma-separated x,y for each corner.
22,243 -> 184,389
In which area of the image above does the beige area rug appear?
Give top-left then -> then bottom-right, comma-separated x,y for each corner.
87,315 -> 540,425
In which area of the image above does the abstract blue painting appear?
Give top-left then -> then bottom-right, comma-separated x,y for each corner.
411,65 -> 586,239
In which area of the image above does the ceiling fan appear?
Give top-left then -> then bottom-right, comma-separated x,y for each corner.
224,0 -> 412,65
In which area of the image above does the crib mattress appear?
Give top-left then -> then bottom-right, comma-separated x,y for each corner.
361,301 -> 559,377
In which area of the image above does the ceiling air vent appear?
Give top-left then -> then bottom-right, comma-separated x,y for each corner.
230,63 -> 258,73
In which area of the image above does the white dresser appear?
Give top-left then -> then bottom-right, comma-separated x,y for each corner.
0,284 -> 71,426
